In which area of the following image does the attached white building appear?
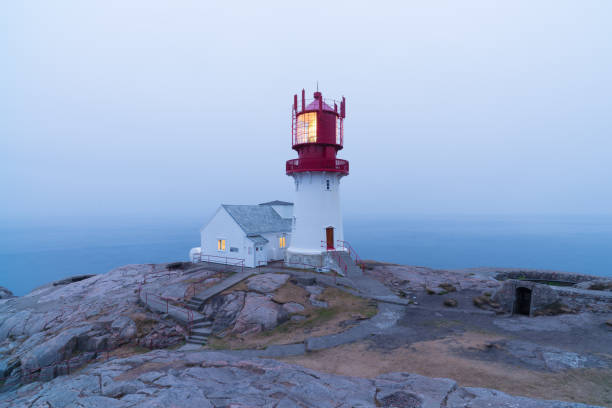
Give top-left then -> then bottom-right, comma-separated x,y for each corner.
190,201 -> 293,268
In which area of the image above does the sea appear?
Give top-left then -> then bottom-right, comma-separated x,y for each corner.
1,215 -> 611,296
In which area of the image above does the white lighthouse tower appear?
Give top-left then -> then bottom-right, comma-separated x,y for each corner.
285,89 -> 349,269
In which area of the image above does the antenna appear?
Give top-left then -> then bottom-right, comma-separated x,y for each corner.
316,80 -> 319,92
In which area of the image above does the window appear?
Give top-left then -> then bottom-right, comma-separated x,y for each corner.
295,112 -> 317,144
279,236 -> 286,248
326,179 -> 330,190
230,247 -> 239,253
217,239 -> 226,251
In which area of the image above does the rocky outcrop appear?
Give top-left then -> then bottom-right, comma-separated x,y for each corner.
232,292 -> 288,335
246,273 -> 289,293
0,349 -> 602,407
0,264 -> 188,389
202,291 -> 246,332
0,288 -> 13,300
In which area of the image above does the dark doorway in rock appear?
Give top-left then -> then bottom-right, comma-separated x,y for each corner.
514,287 -> 532,316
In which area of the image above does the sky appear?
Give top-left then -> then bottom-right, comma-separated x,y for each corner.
1,1 -> 611,223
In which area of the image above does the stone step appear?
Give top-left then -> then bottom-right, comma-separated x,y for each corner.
191,317 -> 208,324
191,321 -> 212,328
188,333 -> 209,340
191,328 -> 212,336
186,337 -> 208,345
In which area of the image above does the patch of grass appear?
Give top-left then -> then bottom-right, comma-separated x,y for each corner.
272,282 -> 309,304
130,313 -> 159,336
423,319 -> 464,329
209,286 -> 378,350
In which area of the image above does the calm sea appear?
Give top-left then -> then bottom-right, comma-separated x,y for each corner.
1,215 -> 611,296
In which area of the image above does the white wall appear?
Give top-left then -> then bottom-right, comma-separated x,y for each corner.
261,231 -> 290,261
200,207 -> 254,267
287,171 -> 345,255
270,204 -> 293,219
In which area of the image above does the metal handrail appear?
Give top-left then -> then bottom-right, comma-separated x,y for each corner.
193,254 -> 245,274
321,241 -> 347,274
337,239 -> 365,271
286,158 -> 349,174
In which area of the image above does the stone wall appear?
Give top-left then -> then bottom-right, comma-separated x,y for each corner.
494,270 -> 605,284
493,280 -> 559,316
551,287 -> 612,314
493,279 -> 612,316
284,253 -> 324,270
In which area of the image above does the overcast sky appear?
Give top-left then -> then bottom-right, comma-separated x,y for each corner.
2,1 -> 611,222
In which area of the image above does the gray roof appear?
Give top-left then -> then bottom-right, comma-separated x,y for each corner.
222,204 -> 292,235
259,200 -> 293,206
247,235 -> 269,245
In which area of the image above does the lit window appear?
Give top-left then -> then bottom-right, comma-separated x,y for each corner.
217,239 -> 226,251
296,112 -> 317,144
279,236 -> 286,248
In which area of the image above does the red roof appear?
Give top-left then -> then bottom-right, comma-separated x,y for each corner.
305,98 -> 334,112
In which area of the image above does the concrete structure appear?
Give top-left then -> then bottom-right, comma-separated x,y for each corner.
190,201 -> 293,268
493,272 -> 612,316
285,89 -> 349,268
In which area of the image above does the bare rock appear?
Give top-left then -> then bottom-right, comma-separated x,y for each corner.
233,293 -> 288,335
0,286 -> 14,299
605,320 -> 612,327
444,298 -> 458,307
20,325 -> 96,372
575,279 -> 612,291
282,302 -> 305,314
2,349 -> 604,407
533,301 -> 576,317
309,296 -> 329,308
425,286 -> 446,295
305,285 -> 324,295
203,291 -> 245,332
438,282 -> 457,292
473,295 -> 500,310
246,273 -> 290,293
111,316 -> 137,340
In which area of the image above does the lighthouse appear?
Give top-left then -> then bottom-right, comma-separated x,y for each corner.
285,89 -> 349,269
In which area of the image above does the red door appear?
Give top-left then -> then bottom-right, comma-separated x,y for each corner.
326,227 -> 334,250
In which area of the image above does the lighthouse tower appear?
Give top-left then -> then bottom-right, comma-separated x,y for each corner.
285,89 -> 349,268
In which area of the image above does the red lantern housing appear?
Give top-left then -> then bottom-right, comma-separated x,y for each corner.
286,90 -> 349,175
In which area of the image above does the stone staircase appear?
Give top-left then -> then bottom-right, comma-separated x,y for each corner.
138,290 -> 213,345
186,321 -> 213,345
182,269 -> 259,345
185,269 -> 258,312
328,250 -> 363,278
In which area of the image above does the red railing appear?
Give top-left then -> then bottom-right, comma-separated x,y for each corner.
141,291 -> 194,332
286,158 -> 349,174
192,254 -> 245,274
337,240 -> 365,271
321,241 -> 348,275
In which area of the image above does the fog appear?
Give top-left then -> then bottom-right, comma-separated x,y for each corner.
2,1 -> 611,222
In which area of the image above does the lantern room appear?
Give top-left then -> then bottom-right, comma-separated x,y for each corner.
286,90 -> 349,175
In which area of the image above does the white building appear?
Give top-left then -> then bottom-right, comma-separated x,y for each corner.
189,201 -> 293,268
